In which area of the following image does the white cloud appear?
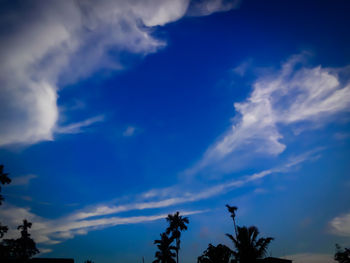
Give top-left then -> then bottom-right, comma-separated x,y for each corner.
284,253 -> 336,263
38,248 -> 53,254
9,174 -> 38,186
0,0 -> 237,147
0,202 -> 203,245
0,150 -> 316,247
187,0 -> 241,16
123,126 -> 136,137
55,115 -> 105,134
329,212 -> 350,237
186,54 -> 350,176
71,150 -> 318,222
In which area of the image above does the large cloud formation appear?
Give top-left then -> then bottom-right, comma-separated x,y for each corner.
0,0 -> 239,147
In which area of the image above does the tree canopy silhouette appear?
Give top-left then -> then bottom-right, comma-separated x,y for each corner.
166,211 -> 189,263
15,219 -> 39,260
153,232 -> 176,263
0,165 -> 39,261
226,226 -> 273,263
0,165 -> 11,205
4,219 -> 39,261
197,243 -> 232,263
335,244 -> 350,263
0,164 -> 10,257
225,205 -> 273,263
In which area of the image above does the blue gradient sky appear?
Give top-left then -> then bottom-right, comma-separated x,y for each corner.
0,0 -> 350,262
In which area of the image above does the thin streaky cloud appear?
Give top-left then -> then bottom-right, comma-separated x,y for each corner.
55,115 -> 105,134
123,126 -> 136,137
0,202 -> 205,245
0,149 -> 320,246
187,0 -> 241,16
70,149 -> 321,221
37,248 -> 53,255
9,174 -> 38,186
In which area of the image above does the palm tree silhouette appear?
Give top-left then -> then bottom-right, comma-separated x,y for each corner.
226,205 -> 238,238
226,226 -> 273,263
166,212 -> 189,263
153,233 -> 176,263
197,243 -> 232,263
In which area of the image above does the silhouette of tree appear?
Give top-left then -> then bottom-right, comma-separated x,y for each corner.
226,226 -> 273,263
197,243 -> 232,263
12,219 -> 39,260
0,164 -> 11,259
0,165 -> 40,261
0,165 -> 11,205
17,219 -> 32,237
153,233 -> 176,263
84,260 -> 95,263
1,220 -> 39,261
0,223 -> 8,239
0,238 -> 16,259
166,211 -> 189,263
335,244 -> 350,263
226,205 -> 238,238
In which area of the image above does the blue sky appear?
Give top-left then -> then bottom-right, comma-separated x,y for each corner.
0,0 -> 350,262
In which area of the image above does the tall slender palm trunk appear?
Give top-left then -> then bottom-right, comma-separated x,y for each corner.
233,218 -> 238,239
176,237 -> 179,263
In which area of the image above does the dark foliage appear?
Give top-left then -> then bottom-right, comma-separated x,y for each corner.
165,212 -> 189,263
0,222 -> 8,239
15,219 -> 40,260
0,165 -> 39,262
335,244 -> 350,263
226,226 -> 273,263
197,243 -> 232,263
0,164 -> 10,254
0,219 -> 39,261
153,233 -> 177,263
0,164 -> 11,205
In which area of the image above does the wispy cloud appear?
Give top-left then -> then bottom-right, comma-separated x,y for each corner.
71,149 -> 320,222
0,149 -> 318,248
55,115 -> 105,134
329,212 -> 350,237
0,203 -> 204,246
123,126 -> 137,137
10,174 -> 38,186
185,54 -> 350,177
38,248 -> 53,254
187,0 -> 241,16
334,132 -> 350,140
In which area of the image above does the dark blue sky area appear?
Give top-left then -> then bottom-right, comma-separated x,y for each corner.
0,1 -> 349,262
